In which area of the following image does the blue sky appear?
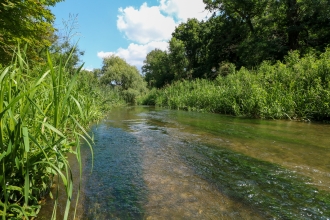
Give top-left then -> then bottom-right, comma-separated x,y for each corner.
51,0 -> 210,71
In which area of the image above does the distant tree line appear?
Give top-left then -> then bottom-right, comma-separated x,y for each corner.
143,0 -> 330,88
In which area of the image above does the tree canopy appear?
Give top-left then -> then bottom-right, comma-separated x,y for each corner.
100,55 -> 146,103
143,49 -> 173,88
143,0 -> 330,88
0,0 -> 63,64
204,0 -> 330,67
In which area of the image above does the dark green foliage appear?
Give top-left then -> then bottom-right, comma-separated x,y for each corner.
143,0 -> 330,86
203,0 -> 330,69
142,49 -> 173,88
0,0 -> 63,65
141,49 -> 330,121
171,19 -> 210,78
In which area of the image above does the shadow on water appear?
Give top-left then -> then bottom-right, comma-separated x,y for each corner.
79,124 -> 147,219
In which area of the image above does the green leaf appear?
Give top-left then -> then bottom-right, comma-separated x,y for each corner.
6,185 -> 22,192
15,157 -> 19,169
22,126 -> 29,152
24,163 -> 29,207
70,95 -> 84,120
39,121 -> 66,138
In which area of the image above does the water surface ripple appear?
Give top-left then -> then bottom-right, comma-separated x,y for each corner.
39,106 -> 330,219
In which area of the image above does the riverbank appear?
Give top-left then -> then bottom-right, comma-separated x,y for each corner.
141,50 -> 330,122
0,51 -> 124,219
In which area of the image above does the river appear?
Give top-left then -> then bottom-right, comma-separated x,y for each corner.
38,106 -> 330,219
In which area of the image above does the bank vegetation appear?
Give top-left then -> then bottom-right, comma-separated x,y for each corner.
141,0 -> 330,122
141,50 -> 330,121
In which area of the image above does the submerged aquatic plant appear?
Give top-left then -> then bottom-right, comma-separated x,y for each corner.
186,143 -> 330,219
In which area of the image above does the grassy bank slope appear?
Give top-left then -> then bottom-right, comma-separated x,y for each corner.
0,49 -> 123,219
142,50 -> 330,121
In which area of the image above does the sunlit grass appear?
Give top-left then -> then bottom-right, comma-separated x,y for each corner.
141,49 -> 330,121
0,46 -> 120,219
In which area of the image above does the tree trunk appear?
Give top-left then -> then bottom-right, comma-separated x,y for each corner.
287,0 -> 299,50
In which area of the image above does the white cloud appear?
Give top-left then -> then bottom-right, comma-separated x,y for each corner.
97,51 -> 113,59
99,0 -> 210,71
160,0 -> 210,22
82,67 -> 94,72
117,3 -> 176,44
97,41 -> 168,70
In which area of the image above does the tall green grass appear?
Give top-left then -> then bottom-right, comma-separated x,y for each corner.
0,46 -> 118,219
141,49 -> 330,121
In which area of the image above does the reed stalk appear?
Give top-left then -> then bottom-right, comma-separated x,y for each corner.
0,46 -> 104,219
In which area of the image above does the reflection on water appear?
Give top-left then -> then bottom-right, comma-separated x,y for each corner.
38,106 -> 330,219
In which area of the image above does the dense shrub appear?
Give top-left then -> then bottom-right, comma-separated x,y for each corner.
141,49 -> 330,121
0,50 -> 122,219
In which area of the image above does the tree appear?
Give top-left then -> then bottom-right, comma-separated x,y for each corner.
142,0 -> 330,86
205,15 -> 248,70
0,0 -> 63,64
100,55 -> 146,103
172,19 -> 206,78
142,49 -> 173,88
168,38 -> 190,80
203,0 -> 330,66
204,0 -> 270,33
203,0 -> 280,68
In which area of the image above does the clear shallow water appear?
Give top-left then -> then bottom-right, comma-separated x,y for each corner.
38,106 -> 330,219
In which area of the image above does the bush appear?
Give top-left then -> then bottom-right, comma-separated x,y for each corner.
0,48 -> 121,219
144,49 -> 330,121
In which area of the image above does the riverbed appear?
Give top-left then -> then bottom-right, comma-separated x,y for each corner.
38,106 -> 330,219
